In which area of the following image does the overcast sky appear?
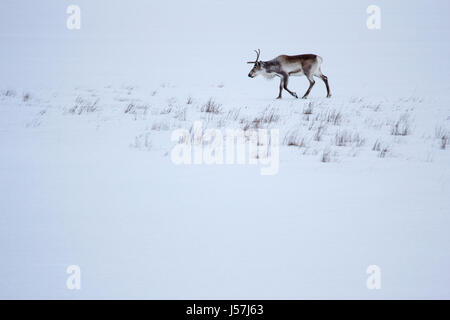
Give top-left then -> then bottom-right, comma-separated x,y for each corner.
1,0 -> 449,90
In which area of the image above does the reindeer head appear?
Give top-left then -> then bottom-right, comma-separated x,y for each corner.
247,49 -> 263,78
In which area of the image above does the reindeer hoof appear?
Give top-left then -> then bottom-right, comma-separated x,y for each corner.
276,96 -> 282,99
301,95 -> 308,99
292,93 -> 298,99
326,94 -> 332,98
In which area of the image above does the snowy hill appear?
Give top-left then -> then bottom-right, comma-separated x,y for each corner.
0,0 -> 449,299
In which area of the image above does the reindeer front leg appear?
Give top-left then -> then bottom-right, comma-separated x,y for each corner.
281,72 -> 298,99
277,78 -> 283,99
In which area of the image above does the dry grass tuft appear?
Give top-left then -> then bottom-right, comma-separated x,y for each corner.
201,98 -> 222,114
68,96 -> 99,115
391,113 -> 410,136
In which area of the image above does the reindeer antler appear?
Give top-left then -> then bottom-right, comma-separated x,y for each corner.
247,49 -> 261,64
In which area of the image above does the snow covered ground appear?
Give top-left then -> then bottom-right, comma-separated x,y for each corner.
0,0 -> 449,299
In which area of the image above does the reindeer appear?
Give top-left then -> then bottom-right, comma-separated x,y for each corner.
247,49 -> 331,99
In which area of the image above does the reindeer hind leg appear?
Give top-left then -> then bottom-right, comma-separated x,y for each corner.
302,73 -> 315,99
314,68 -> 331,98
